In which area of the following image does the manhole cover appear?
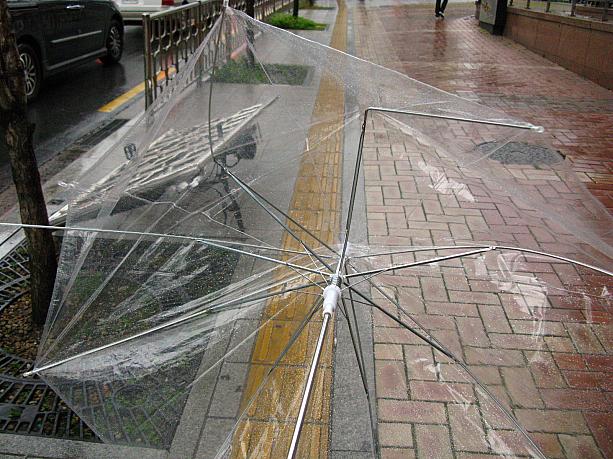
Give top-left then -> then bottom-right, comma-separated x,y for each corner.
477,141 -> 563,166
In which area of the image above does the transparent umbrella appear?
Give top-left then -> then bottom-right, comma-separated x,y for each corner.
6,5 -> 612,458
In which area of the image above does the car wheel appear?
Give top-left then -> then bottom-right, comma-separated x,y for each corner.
101,20 -> 123,65
18,43 -> 42,102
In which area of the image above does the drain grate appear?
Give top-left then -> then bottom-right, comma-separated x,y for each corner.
0,241 -> 98,442
0,244 -> 29,315
477,141 -> 564,166
0,357 -> 98,441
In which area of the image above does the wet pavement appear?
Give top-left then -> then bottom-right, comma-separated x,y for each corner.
0,1 -> 612,458
0,25 -> 146,195
353,3 -> 613,458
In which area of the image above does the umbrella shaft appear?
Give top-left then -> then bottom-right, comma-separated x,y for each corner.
287,312 -> 331,459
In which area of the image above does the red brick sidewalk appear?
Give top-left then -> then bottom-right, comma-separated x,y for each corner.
354,2 -> 613,211
352,4 -> 612,459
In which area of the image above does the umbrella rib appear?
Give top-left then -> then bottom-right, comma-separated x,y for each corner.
335,109 -> 368,277
343,247 -> 494,289
1,223 -> 329,278
214,298 -> 322,459
287,310 -> 332,459
342,264 -> 370,398
339,298 -> 368,394
215,164 -> 336,273
116,287 -> 323,440
216,171 -> 340,261
335,105 -> 539,279
496,245 -> 613,277
350,244 -> 492,259
366,106 -> 538,130
349,243 -> 613,277
23,279 -> 321,377
347,285 -> 547,459
0,222 -> 322,258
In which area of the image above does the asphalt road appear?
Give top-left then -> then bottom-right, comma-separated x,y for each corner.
0,25 -> 146,193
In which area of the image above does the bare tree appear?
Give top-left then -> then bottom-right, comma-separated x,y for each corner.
0,0 -> 57,325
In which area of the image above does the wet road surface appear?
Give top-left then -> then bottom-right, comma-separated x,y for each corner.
0,25 -> 145,193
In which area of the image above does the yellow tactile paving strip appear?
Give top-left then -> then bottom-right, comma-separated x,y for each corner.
230,2 -> 348,457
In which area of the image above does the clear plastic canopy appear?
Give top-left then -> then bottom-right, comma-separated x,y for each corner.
28,7 -> 611,458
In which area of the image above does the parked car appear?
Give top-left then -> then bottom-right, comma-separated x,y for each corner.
113,0 -> 184,25
8,0 -> 124,101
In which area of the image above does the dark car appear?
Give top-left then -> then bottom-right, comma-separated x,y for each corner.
8,0 -> 124,101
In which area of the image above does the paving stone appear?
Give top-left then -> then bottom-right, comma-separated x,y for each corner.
541,388 -> 610,411
559,434 -> 605,459
448,404 -> 489,453
378,400 -> 446,424
566,323 -> 606,354
584,413 -> 613,459
376,360 -> 408,399
378,423 -> 413,448
415,424 -> 453,459
375,343 -> 404,360
501,367 -> 544,409
409,380 -> 475,403
456,316 -> 490,347
515,408 -> 589,434
404,345 -> 437,381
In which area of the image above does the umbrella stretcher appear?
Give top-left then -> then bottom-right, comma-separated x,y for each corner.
2,4 -> 612,458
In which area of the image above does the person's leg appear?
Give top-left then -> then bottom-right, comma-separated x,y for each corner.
440,0 -> 448,13
435,0 -> 442,15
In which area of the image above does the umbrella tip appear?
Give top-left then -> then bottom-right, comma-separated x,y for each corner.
23,369 -> 36,378
531,125 -> 545,133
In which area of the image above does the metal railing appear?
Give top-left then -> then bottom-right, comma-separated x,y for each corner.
143,0 -> 292,107
508,0 -> 609,20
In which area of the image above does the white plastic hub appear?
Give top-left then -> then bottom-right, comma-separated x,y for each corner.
322,284 -> 341,316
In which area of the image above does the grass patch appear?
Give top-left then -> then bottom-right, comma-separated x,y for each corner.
267,12 -> 327,30
213,59 -> 309,85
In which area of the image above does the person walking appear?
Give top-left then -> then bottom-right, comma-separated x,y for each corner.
435,0 -> 448,17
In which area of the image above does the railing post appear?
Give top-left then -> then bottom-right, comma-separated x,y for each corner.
143,13 -> 154,109
570,0 -> 577,16
526,0 -> 530,9
545,0 -> 551,11
602,0 -> 609,21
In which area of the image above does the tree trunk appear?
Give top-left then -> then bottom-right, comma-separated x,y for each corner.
0,0 -> 57,325
293,0 -> 299,17
245,0 -> 255,17
244,0 -> 256,67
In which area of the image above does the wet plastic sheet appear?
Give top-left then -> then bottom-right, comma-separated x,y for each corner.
25,6 -> 611,458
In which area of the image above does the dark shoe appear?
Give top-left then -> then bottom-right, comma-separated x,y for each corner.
435,11 -> 441,17
438,11 -> 445,18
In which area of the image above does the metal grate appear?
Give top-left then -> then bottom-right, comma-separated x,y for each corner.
0,241 -> 99,442
0,244 -> 29,315
478,141 -> 564,166
143,0 -> 294,107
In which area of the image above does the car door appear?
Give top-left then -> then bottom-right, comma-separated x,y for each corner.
38,0 -> 86,68
78,0 -> 110,55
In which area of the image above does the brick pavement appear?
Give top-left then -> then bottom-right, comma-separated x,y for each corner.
353,2 -> 613,211
352,3 -> 612,458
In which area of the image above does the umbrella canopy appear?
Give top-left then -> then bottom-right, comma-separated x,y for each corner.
20,6 -> 611,458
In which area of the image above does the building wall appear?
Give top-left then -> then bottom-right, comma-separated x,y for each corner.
504,7 -> 613,90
